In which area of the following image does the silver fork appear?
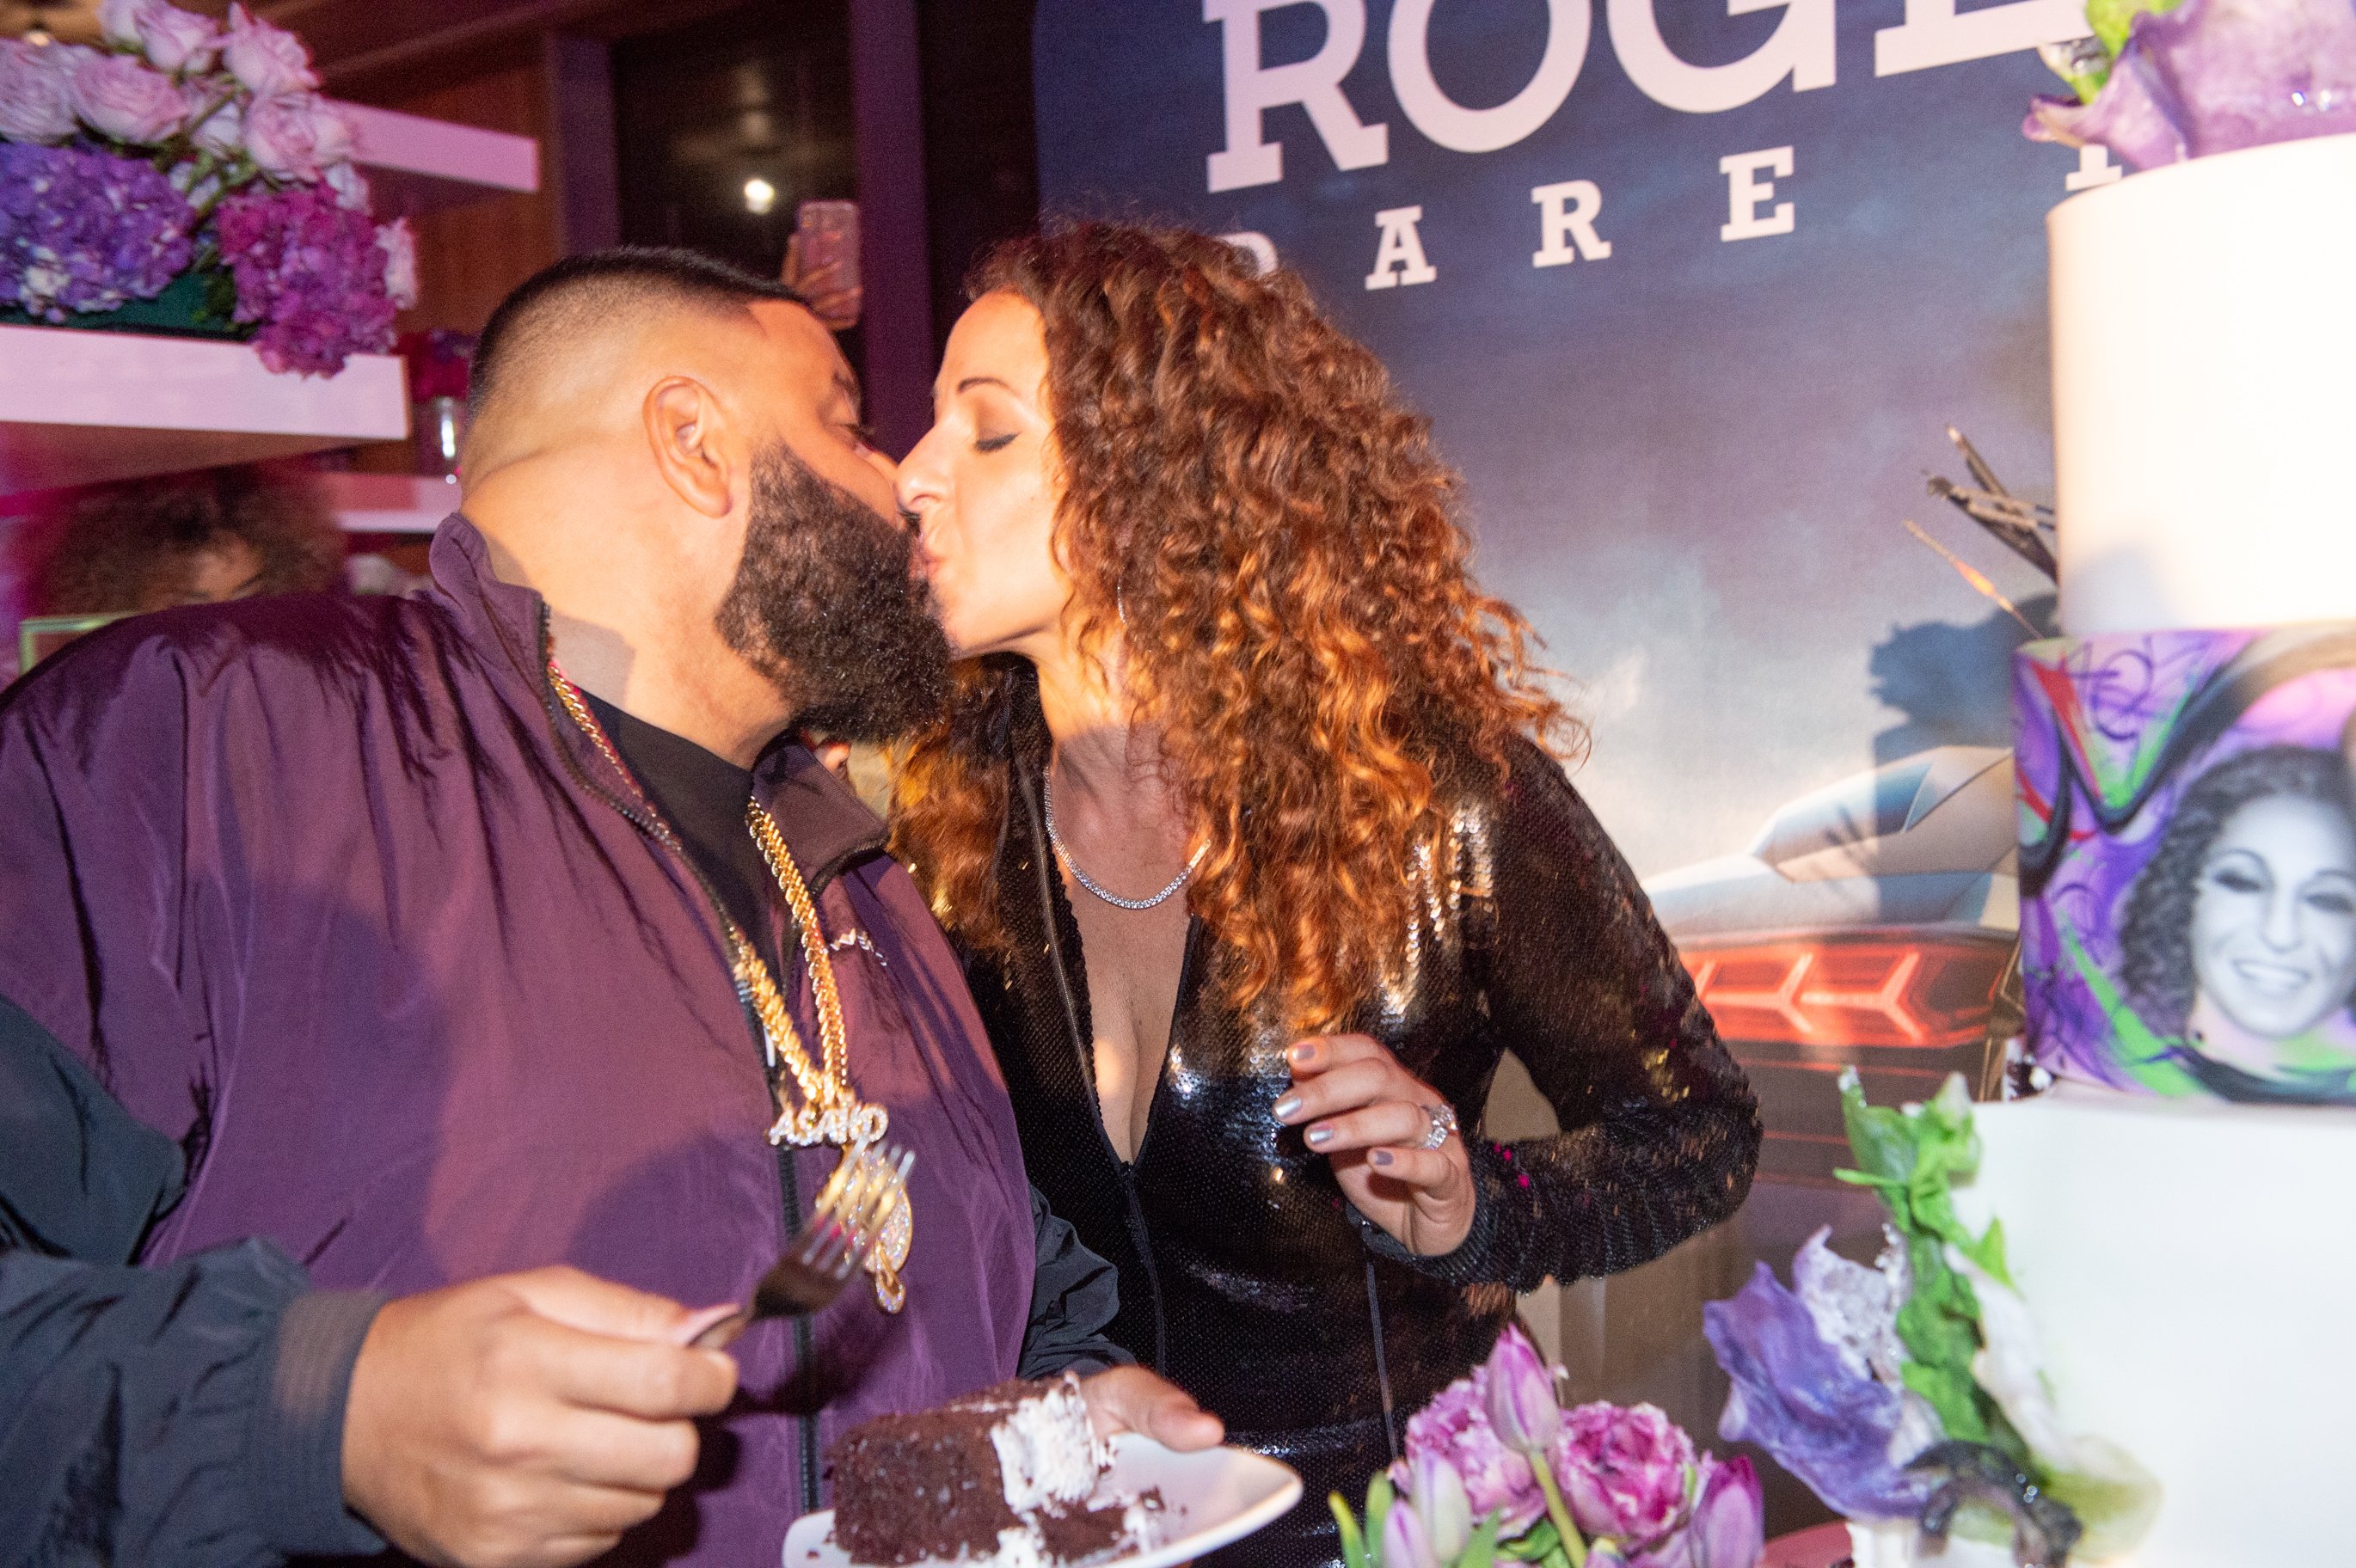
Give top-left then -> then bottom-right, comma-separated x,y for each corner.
690,1142 -> 913,1350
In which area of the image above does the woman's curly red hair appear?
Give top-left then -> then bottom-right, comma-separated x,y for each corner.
891,223 -> 1578,1032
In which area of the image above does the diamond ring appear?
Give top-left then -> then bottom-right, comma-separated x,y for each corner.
1419,1103 -> 1458,1150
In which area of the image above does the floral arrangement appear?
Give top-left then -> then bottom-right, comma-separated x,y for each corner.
0,0 -> 415,374
2025,0 -> 2356,168
1332,1326 -> 1763,1568
1703,1073 -> 2157,1567
399,328 -> 475,402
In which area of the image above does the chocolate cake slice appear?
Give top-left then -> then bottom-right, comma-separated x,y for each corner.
828,1375 -> 1158,1566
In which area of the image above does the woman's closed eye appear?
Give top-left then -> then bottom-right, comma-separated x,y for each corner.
974,431 -> 1016,453
2304,880 -> 2356,917
2209,861 -> 2269,896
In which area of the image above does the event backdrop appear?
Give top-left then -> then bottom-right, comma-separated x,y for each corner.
1032,0 -> 2100,1518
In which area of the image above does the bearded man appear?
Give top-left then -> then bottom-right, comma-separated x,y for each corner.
0,249 -> 1218,1567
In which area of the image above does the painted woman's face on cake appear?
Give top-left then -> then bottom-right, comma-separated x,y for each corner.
2190,794 -> 2356,1039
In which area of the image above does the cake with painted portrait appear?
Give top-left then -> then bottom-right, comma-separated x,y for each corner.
1962,3 -> 2356,1564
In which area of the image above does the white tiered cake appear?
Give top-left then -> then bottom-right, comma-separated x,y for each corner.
1970,131 -> 2356,1568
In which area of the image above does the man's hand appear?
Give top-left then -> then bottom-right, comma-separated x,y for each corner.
342,1267 -> 739,1568
1077,1366 -> 1224,1452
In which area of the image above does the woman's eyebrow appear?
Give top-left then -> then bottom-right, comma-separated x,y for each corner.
956,375 -> 1015,395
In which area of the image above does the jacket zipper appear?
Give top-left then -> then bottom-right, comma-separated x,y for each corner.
532,609 -> 821,1514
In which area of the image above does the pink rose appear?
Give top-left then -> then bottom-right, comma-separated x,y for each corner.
242,92 -> 353,177
377,217 -> 417,309
71,51 -> 190,144
189,96 -> 241,157
221,3 -> 316,97
1402,1369 -> 1547,1536
0,40 -> 83,144
1550,1402 -> 1696,1546
98,0 -> 220,74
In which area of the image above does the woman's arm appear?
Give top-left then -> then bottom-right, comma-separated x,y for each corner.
1429,740 -> 1762,1291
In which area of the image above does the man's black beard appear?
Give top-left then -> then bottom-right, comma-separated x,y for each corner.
715,442 -> 950,744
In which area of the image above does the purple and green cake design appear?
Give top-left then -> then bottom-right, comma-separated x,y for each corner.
2015,624 -> 2356,1104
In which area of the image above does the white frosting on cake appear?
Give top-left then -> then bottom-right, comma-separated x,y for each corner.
987,1377 -> 1112,1513
2050,132 -> 2356,635
1955,1087 -> 2356,1565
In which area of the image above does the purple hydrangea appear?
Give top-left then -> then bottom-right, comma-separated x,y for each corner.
212,179 -> 396,375
0,140 -> 194,321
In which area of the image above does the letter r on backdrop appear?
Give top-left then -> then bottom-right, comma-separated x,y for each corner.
1720,147 -> 1795,241
1205,0 -> 1390,192
1366,207 -> 1438,290
1531,181 -> 1611,267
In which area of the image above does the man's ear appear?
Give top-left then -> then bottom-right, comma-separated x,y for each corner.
643,376 -> 737,520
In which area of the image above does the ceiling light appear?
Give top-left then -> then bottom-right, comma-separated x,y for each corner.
743,176 -> 776,216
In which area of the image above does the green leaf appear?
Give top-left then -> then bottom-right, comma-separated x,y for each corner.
1367,1474 -> 1396,1568
1333,1495 -> 1369,1568
1837,1069 -> 1916,1186
2086,0 -> 2184,58
1457,1511 -> 1506,1568
1500,1520 -> 1561,1560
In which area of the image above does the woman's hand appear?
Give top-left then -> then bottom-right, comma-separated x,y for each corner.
1077,1366 -> 1224,1450
1274,1035 -> 1476,1256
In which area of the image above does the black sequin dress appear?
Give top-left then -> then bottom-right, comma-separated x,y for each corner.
958,683 -> 1761,1567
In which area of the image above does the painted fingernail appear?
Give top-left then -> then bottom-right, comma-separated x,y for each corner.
1371,1150 -> 1395,1168
1272,1095 -> 1302,1122
1305,1125 -> 1334,1148
1289,1042 -> 1315,1065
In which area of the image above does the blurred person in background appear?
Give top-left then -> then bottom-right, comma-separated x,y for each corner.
22,461 -> 343,615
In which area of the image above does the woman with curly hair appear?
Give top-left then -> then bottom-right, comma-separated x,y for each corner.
2116,744 -> 2356,1102
891,224 -> 1759,1564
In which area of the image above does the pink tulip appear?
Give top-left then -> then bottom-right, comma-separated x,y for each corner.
1551,1402 -> 1696,1545
1685,1456 -> 1764,1568
1382,1497 -> 1441,1568
1402,1372 -> 1547,1536
1483,1325 -> 1562,1454
1399,1449 -> 1474,1561
71,52 -> 188,144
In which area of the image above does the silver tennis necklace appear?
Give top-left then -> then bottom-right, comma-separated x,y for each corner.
1042,771 -> 1206,911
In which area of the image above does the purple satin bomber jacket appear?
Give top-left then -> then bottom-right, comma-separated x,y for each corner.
0,517 -> 1039,1561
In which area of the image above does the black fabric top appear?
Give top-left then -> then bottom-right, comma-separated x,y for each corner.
964,670 -> 1762,1568
584,690 -> 773,948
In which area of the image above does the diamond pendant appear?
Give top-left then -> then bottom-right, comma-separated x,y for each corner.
869,1191 -> 912,1314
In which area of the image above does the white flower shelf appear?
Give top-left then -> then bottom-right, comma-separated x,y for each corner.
338,101 -> 540,216
0,103 -> 536,499
0,326 -> 408,499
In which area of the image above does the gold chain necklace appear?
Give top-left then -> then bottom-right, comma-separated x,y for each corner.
548,663 -> 908,1311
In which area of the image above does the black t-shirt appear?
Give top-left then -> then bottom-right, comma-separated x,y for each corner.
582,690 -> 775,946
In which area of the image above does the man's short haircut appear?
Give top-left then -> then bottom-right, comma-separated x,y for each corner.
469,247 -> 809,424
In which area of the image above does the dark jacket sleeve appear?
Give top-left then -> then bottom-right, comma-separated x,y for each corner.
1360,739 -> 1761,1291
1017,1185 -> 1133,1378
0,646 -> 390,1568
0,995 -> 387,1567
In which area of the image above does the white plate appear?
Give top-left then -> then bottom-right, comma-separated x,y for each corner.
784,1433 -> 1304,1568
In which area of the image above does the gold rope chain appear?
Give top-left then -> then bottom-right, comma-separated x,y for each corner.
547,664 -> 906,1311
